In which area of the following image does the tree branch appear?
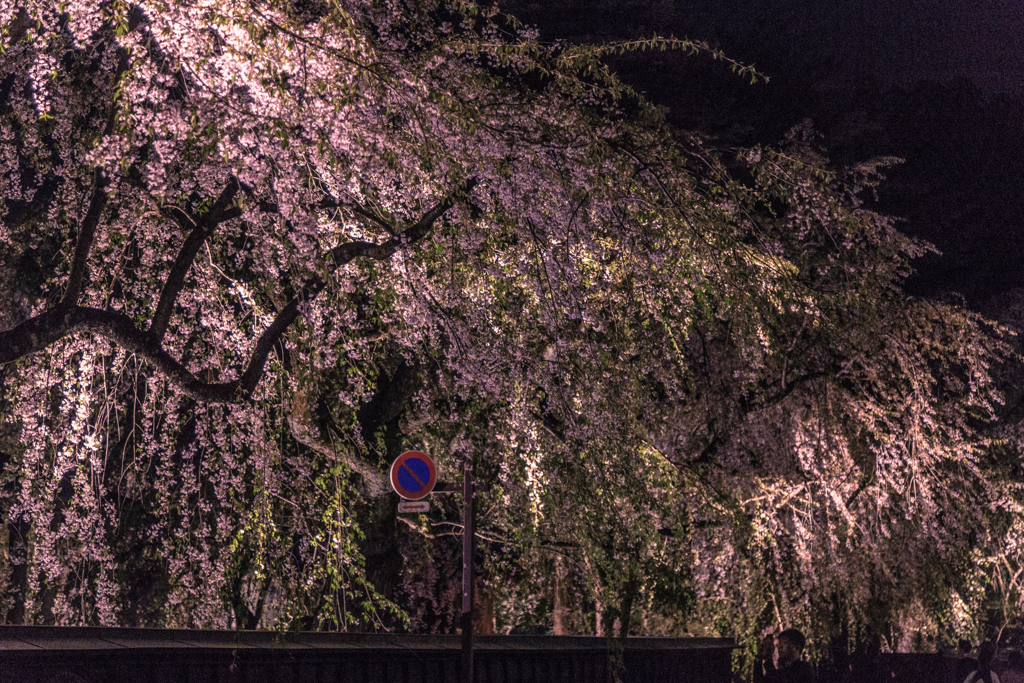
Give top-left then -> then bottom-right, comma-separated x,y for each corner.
61,170 -> 109,308
0,305 -> 237,400
344,203 -> 397,236
149,179 -> 241,340
0,180 -> 476,404
235,179 -> 476,398
287,387 -> 389,497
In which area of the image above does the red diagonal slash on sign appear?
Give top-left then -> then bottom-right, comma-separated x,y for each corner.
400,461 -> 427,489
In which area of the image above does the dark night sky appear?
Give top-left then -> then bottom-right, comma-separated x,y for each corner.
502,1 -> 1024,307
844,0 -> 1024,92
684,0 -> 1024,92
506,0 -> 1024,92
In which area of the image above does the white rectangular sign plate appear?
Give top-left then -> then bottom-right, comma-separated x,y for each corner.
398,500 -> 430,513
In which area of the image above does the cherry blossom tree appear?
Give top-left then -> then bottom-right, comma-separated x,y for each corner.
0,0 -> 1015,645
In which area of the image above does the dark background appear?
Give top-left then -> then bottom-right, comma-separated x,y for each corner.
499,0 -> 1024,307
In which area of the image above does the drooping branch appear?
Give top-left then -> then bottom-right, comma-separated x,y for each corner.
288,387 -> 389,497
0,181 -> 475,403
149,180 -> 241,340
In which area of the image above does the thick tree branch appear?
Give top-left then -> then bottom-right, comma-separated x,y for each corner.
0,180 -> 475,404
61,170 -> 109,308
235,239 -> 387,396
288,387 -> 389,497
235,179 -> 476,398
149,180 -> 241,340
0,305 -> 237,401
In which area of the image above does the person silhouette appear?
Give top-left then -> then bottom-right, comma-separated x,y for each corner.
963,641 -> 1000,683
754,629 -> 816,683
849,633 -> 890,683
956,640 -> 979,683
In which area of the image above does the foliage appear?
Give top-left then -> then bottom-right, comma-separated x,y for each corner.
0,0 -> 1016,649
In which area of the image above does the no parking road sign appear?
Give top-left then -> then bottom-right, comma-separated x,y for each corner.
390,451 -> 437,500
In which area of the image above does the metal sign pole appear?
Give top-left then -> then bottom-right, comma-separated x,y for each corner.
461,460 -> 475,683
394,451 -> 482,683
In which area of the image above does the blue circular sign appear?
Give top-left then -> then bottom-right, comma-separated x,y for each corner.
390,451 -> 437,500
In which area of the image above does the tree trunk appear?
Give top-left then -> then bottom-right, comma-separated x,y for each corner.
617,575 -> 640,639
552,556 -> 568,635
4,515 -> 29,624
473,574 -> 494,635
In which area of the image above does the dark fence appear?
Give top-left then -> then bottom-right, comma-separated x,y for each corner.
881,653 -> 1016,683
817,652 -> 1011,683
881,653 -> 958,683
0,627 -> 735,683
